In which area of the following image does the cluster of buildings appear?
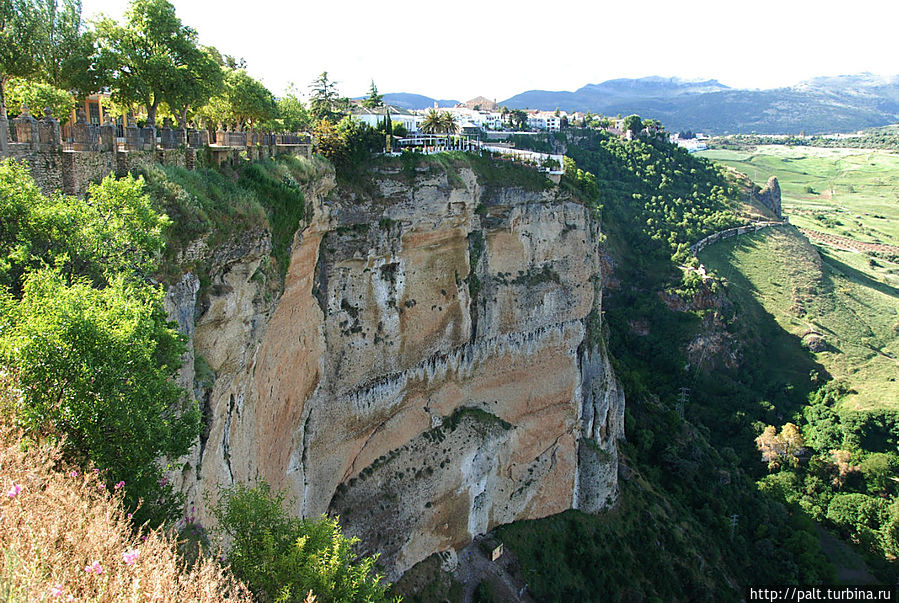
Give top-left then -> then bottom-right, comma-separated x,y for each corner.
350,96 -> 569,135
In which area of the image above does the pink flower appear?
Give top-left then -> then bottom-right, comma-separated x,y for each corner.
114,481 -> 125,490
68,471 -> 78,478
6,483 -> 21,498
97,483 -> 105,490
122,549 -> 140,565
84,560 -> 103,574
49,584 -> 63,598
127,513 -> 133,519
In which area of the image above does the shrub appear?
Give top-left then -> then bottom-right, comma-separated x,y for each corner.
0,269 -> 199,524
209,482 -> 396,602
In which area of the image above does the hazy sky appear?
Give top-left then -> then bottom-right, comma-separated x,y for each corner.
80,0 -> 899,102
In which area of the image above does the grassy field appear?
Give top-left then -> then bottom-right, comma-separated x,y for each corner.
698,146 -> 899,247
700,226 -> 899,412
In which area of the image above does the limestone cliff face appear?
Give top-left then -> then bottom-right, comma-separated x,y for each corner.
165,162 -> 625,579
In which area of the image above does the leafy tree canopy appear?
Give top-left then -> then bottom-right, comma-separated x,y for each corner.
96,0 -> 212,125
308,71 -> 342,123
277,82 -> 311,132
5,77 -> 75,123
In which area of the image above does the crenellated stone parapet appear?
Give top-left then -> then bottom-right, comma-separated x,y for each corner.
2,108 -> 312,196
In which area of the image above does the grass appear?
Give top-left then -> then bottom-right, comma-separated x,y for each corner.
700,226 -> 899,412
697,146 -> 899,246
0,377 -> 250,602
136,154 -> 324,284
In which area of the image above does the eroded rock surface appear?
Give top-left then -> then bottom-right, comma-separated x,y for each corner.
165,162 -> 625,579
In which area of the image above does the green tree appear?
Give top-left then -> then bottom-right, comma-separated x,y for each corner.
0,160 -> 169,292
390,120 -> 407,138
0,0 -> 44,152
439,111 -> 457,135
309,71 -> 340,123
420,109 -> 442,134
223,69 -> 276,129
860,453 -> 896,494
163,45 -> 223,127
623,114 -> 643,136
210,481 -> 396,602
509,109 -> 527,130
38,0 -> 102,100
362,80 -> 383,110
277,82 -> 311,132
0,160 -> 199,525
96,0 -> 211,125
0,269 -> 198,524
5,77 -> 75,123
196,68 -> 276,130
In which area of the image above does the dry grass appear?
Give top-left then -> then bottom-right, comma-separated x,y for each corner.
0,378 -> 252,602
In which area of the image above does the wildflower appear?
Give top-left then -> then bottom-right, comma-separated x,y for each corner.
127,513 -> 133,519
98,483 -> 106,490
68,470 -> 77,478
84,561 -> 103,574
49,584 -> 63,598
114,481 -> 125,490
122,549 -> 140,565
6,483 -> 21,498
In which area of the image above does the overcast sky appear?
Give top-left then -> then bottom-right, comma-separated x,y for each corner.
79,0 -> 899,102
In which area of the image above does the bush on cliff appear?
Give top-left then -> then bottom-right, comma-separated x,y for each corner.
0,159 -> 199,525
209,482 -> 397,603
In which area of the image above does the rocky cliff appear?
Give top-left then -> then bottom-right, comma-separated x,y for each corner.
752,176 -> 782,218
164,159 -> 625,579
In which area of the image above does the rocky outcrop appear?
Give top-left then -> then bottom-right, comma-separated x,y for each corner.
164,160 -> 625,579
753,176 -> 782,218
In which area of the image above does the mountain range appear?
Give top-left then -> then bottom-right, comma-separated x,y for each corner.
385,74 -> 899,135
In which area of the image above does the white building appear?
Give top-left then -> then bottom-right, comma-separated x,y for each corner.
526,111 -> 561,132
439,107 -> 504,131
349,105 -> 423,133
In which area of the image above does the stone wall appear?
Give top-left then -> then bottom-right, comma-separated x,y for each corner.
690,220 -> 785,256
5,147 -> 194,196
3,108 -> 312,196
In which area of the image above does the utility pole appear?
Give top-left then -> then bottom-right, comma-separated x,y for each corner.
677,387 -> 690,418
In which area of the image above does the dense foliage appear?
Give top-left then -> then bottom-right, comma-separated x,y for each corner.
210,482 -> 395,603
0,159 -> 198,524
756,380 -> 899,572
488,130 -> 852,596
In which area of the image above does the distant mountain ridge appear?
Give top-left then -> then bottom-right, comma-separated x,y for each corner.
496,74 -> 899,135
378,93 -> 458,110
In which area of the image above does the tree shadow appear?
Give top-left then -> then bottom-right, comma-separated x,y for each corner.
818,252 -> 899,300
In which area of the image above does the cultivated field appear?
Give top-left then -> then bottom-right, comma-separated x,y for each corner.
699,146 -> 899,247
697,146 -> 899,412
